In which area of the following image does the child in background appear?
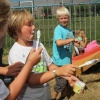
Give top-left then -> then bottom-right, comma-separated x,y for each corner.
0,1 -> 42,100
8,9 -> 79,100
75,29 -> 88,48
73,29 -> 99,56
52,6 -> 79,100
73,29 -> 86,56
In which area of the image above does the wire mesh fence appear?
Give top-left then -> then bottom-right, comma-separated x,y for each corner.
5,2 -> 100,49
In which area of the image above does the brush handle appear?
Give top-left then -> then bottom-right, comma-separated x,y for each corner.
36,30 -> 41,51
79,59 -> 99,68
36,39 -> 39,51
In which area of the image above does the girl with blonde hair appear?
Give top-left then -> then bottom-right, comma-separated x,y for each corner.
0,0 -> 42,100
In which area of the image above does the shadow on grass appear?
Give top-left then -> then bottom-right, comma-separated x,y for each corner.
83,62 -> 100,74
86,78 -> 100,84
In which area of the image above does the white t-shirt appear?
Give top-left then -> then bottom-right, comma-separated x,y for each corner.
0,79 -> 9,100
8,40 -> 52,100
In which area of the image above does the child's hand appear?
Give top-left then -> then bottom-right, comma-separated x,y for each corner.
74,38 -> 80,44
56,64 -> 79,77
84,36 -> 88,42
61,75 -> 79,87
67,75 -> 79,87
26,47 -> 42,66
6,62 -> 24,76
62,75 -> 79,87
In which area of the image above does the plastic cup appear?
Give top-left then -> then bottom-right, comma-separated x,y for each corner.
73,81 -> 86,93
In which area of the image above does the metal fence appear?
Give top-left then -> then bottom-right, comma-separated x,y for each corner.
5,2 -> 100,48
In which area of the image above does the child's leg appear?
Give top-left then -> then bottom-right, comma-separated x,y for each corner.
52,77 -> 67,100
52,90 -> 58,100
52,77 -> 59,100
58,78 -> 68,100
61,87 -> 67,97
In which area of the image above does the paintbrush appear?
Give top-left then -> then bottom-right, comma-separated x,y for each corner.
36,30 -> 41,51
78,59 -> 99,68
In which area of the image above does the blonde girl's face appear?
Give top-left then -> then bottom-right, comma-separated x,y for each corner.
22,23 -> 35,40
57,15 -> 69,27
79,33 -> 83,37
17,19 -> 35,45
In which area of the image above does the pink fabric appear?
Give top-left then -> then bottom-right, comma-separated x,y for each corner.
85,40 -> 99,52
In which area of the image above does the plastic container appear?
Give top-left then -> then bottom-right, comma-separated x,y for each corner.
73,81 -> 86,93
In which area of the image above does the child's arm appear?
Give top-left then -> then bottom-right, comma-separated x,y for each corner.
5,47 -> 42,100
78,36 -> 88,48
28,64 -> 79,86
63,75 -> 79,87
56,38 -> 75,46
83,36 -> 88,47
0,62 -> 24,76
79,39 -> 87,48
